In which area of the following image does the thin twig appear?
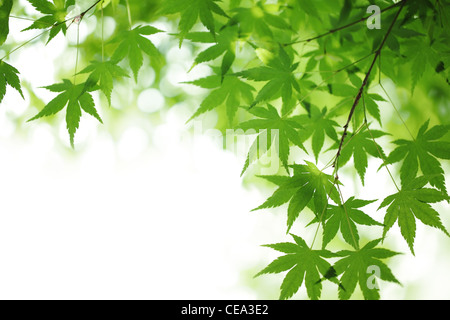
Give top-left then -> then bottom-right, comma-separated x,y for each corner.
283,1 -> 405,46
333,0 -> 407,171
336,183 -> 359,249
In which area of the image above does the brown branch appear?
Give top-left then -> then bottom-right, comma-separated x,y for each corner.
332,0 -> 407,171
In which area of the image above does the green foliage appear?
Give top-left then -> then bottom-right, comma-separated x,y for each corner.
0,60 -> 23,103
237,104 -> 305,174
1,0 -> 450,300
79,60 -> 129,105
185,29 -> 238,80
235,46 -> 300,108
110,25 -> 162,81
333,127 -> 388,185
378,176 -> 449,255
386,121 -> 450,193
254,161 -> 340,232
186,74 -> 254,123
0,0 -> 13,45
162,0 -> 228,45
24,0 -> 75,43
295,106 -> 339,163
320,197 -> 383,250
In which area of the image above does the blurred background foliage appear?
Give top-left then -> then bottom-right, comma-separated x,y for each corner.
0,0 -> 449,299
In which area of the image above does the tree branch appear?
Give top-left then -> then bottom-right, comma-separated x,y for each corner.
332,0 -> 408,171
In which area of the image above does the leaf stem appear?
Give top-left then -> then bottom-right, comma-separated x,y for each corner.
336,183 -> 359,250
74,22 -> 80,85
126,0 -> 132,29
9,15 -> 52,23
101,0 -> 105,62
310,176 -> 339,250
378,77 -> 415,141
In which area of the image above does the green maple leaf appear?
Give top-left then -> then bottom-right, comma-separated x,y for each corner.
0,60 -> 24,104
96,0 -> 120,10
79,60 -> 129,105
334,239 -> 400,300
294,0 -> 320,17
162,0 -> 228,45
111,25 -> 162,81
28,79 -> 102,148
331,127 -> 388,185
401,33 -> 441,93
256,234 -> 338,300
254,161 -> 340,232
235,46 -> 300,107
186,74 -> 254,123
237,104 -> 306,175
0,0 -> 13,45
318,197 -> 383,250
23,0 -> 75,43
385,120 -> 450,193
185,25 -> 238,79
378,176 -> 449,255
294,106 -> 339,162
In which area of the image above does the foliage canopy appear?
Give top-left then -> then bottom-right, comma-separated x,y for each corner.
1,0 -> 449,300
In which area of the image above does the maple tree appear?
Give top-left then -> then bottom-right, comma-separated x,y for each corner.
1,0 -> 449,300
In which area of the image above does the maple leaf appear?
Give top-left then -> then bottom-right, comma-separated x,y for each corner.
185,25 -> 239,79
378,176 -> 450,255
23,0 -> 75,43
363,93 -> 385,126
385,120 -> 450,193
294,106 -> 339,163
237,104 -> 306,174
399,28 -> 443,93
235,45 -> 300,107
256,234 -> 339,300
319,197 -> 383,250
0,60 -> 24,104
334,239 -> 400,300
186,74 -> 254,123
331,127 -> 388,185
96,0 -> 120,10
28,79 -> 102,148
254,161 -> 340,232
0,0 -> 13,45
111,25 -> 162,81
161,0 -> 229,45
227,3 -> 291,40
79,60 -> 129,105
